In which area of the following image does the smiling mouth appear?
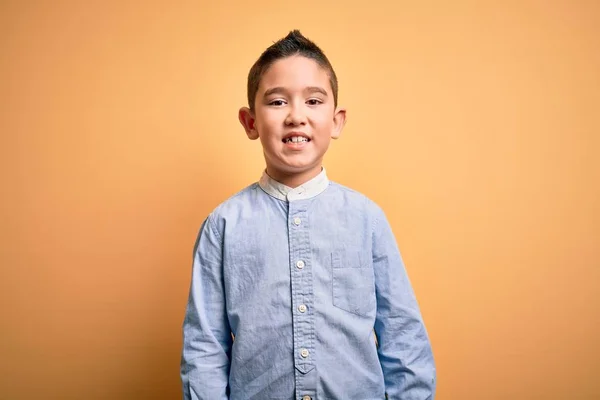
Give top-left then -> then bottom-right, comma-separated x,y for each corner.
282,136 -> 311,144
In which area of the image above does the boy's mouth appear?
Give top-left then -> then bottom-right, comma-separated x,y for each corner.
283,136 -> 310,144
282,133 -> 311,144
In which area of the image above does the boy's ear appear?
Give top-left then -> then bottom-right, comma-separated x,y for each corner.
238,107 -> 259,140
331,107 -> 347,140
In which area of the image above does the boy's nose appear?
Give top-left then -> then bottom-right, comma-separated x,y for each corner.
285,104 -> 307,126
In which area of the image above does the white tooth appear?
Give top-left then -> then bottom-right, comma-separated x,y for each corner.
285,136 -> 309,143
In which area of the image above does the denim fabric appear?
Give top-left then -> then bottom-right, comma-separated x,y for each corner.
181,172 -> 435,400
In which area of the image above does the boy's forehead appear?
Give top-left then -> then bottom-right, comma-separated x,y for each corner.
258,56 -> 331,93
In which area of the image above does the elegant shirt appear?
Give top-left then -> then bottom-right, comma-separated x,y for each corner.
181,169 -> 436,400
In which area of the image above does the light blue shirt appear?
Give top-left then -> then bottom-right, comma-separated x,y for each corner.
181,169 -> 436,400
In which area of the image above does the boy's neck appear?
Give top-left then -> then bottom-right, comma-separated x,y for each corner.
266,166 -> 323,188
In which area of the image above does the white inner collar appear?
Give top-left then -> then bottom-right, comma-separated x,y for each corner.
258,168 -> 329,201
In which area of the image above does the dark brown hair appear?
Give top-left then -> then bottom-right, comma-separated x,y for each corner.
246,30 -> 338,111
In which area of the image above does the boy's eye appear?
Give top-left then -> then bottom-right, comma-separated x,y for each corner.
306,98 -> 323,105
268,99 -> 286,106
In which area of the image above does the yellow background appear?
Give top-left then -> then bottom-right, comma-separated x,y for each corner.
1,1 -> 598,399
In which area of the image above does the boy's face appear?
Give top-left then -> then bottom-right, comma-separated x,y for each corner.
239,56 -> 346,187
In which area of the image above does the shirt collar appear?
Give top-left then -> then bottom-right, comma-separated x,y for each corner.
258,168 -> 329,201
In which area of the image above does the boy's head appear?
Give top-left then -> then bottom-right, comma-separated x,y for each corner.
239,30 -> 346,188
246,30 -> 338,112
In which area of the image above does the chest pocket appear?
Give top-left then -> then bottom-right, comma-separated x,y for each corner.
331,250 -> 376,317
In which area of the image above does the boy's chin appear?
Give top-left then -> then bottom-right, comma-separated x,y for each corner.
272,159 -> 321,172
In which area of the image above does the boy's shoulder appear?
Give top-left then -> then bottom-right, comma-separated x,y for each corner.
327,181 -> 384,213
209,182 -> 261,216
328,180 -> 369,199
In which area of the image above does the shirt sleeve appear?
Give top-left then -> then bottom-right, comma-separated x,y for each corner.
181,214 -> 232,400
372,207 -> 436,400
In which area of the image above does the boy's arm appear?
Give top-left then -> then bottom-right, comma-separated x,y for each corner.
181,215 -> 232,400
372,207 -> 436,400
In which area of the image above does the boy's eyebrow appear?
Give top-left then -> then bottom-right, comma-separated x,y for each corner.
305,86 -> 328,96
262,86 -> 329,97
263,87 -> 287,97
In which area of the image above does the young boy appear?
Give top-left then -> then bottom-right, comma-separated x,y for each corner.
181,30 -> 436,400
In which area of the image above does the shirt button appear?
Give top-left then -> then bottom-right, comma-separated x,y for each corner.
300,348 -> 309,358
302,396 -> 311,400
293,217 -> 301,225
296,260 -> 305,269
298,304 -> 307,313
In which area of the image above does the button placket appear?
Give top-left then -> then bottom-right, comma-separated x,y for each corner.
288,205 -> 316,397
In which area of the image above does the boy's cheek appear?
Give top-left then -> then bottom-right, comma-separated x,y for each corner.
256,111 -> 282,125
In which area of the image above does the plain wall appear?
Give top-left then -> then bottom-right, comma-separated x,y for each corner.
1,1 -> 599,399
